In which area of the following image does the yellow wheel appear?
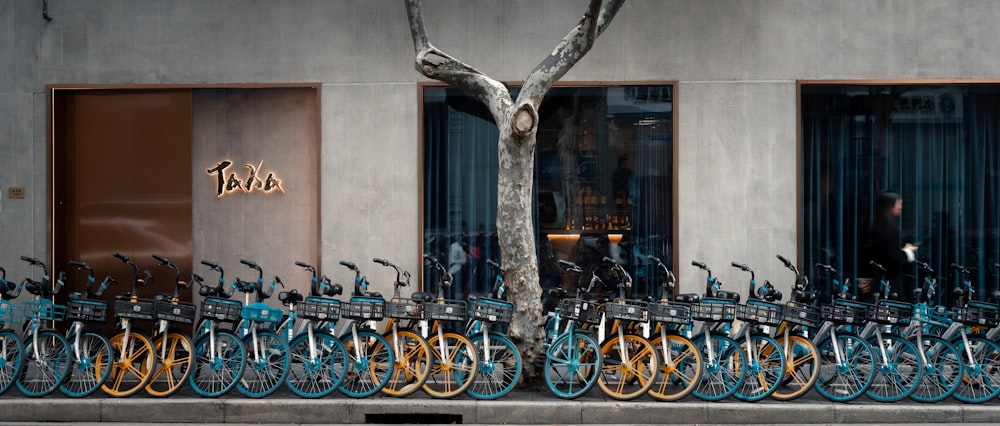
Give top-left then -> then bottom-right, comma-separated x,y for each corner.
597,333 -> 660,400
381,329 -> 432,397
145,332 -> 193,397
771,334 -> 819,401
648,333 -> 703,401
422,331 -> 477,398
101,331 -> 156,397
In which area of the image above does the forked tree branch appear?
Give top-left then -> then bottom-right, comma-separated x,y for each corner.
405,0 -> 512,121
518,0 -> 625,106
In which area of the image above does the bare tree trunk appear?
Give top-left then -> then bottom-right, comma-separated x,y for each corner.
405,0 -> 624,386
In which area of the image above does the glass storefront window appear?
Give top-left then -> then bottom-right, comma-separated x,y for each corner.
422,85 -> 673,300
801,84 -> 1000,305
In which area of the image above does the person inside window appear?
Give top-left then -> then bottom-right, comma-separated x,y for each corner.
865,191 -> 919,303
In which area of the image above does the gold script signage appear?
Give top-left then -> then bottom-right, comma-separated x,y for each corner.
207,160 -> 284,197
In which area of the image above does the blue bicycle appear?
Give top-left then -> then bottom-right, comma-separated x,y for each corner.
231,259 -> 290,398
0,264 -> 24,396
188,260 -> 246,397
16,256 -> 71,397
280,261 -> 347,398
462,259 -> 522,400
59,260 -> 115,397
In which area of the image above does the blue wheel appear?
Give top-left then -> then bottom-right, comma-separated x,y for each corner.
17,329 -> 71,397
237,330 -> 290,398
734,333 -> 785,402
0,329 -> 24,396
59,330 -> 112,397
865,333 -> 923,402
814,333 -> 874,402
691,333 -> 745,401
909,334 -> 962,403
544,331 -> 601,399
188,330 -> 245,397
286,330 -> 347,398
463,332 -> 521,400
951,334 -> 1000,403
340,329 -> 394,397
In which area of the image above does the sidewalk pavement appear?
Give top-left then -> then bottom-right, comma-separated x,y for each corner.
1,388 -> 999,424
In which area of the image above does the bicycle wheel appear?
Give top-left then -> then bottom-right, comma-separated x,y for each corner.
237,330 -> 290,398
865,333 -> 923,402
691,333 -> 745,401
146,332 -> 193,397
340,329 -> 394,397
648,333 -> 702,401
381,328 -> 431,397
17,329 -> 71,397
770,333 -> 819,401
734,333 -> 785,402
422,330 -> 477,398
59,330 -> 112,397
464,332 -> 521,400
188,330 -> 245,397
596,333 -> 659,400
544,331 -> 601,399
0,329 -> 24,396
102,330 -> 156,397
814,332 -> 875,402
909,334 -> 961,403
286,330 -> 347,398
951,334 -> 1000,403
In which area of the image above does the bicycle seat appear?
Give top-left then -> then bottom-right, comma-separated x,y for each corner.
279,290 -> 303,305
792,289 -> 815,304
546,287 -> 568,298
361,291 -> 382,298
68,291 -> 85,300
715,290 -> 740,302
675,293 -> 700,303
411,291 -> 434,302
641,295 -> 655,303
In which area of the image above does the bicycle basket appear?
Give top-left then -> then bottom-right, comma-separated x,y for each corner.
200,297 -> 243,323
953,301 -> 1000,327
341,297 -> 386,321
604,299 -> 647,322
155,300 -> 197,324
470,298 -> 513,324
242,302 -> 285,324
386,298 -> 423,320
23,299 -> 66,322
820,299 -> 871,325
114,298 -> 156,320
690,298 -> 736,322
782,300 -> 820,327
299,297 -> 340,321
911,304 -> 951,328
66,298 -> 109,323
557,298 -> 602,325
424,299 -> 466,322
736,300 -> 784,327
0,301 -> 25,326
869,299 -> 913,325
648,302 -> 690,325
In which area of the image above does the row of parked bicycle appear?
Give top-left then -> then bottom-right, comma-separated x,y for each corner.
1,249 -> 1000,403
0,252 -> 523,399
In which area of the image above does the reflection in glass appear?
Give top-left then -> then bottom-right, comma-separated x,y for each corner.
422,86 -> 674,299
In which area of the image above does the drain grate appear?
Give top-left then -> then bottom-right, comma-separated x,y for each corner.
365,413 -> 463,424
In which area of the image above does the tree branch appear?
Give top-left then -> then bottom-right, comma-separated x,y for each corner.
404,0 -> 512,121
518,0 -> 625,106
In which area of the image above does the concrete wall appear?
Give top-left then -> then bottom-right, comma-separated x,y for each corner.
2,0 -> 999,298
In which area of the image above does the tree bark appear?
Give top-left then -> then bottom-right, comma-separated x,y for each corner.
405,0 -> 624,385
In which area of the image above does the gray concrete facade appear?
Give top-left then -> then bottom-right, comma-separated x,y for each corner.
2,0 -> 998,298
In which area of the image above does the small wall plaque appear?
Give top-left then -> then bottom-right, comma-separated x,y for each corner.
8,187 -> 25,199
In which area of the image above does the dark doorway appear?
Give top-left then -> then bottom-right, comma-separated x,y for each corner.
53,89 -> 194,332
